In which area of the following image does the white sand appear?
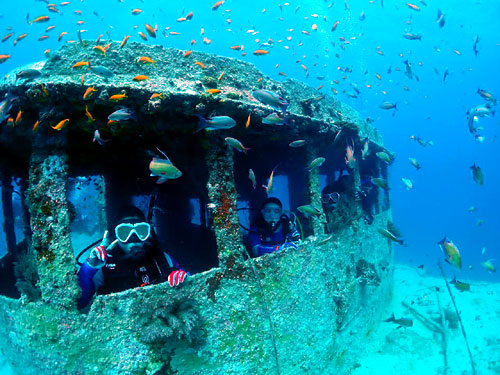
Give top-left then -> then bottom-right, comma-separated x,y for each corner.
353,264 -> 500,375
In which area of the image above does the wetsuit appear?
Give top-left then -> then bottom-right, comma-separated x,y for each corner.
248,217 -> 300,257
78,245 -> 183,309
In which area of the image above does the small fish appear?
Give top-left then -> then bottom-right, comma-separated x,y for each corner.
403,32 -> 422,41
297,205 -> 321,218
477,88 -> 497,104
149,155 -> 182,184
379,101 -> 397,114
15,69 -> 42,82
246,113 -> 251,128
470,163 -> 483,185
93,130 -> 110,146
248,169 -> 256,189
468,206 -> 476,213
436,9 -> 445,28
194,61 -> 205,69
145,24 -> 156,38
0,54 -> 11,64
137,56 -> 154,64
472,105 -> 494,117
252,89 -> 289,113
72,61 -> 89,69
406,3 -> 420,11
108,108 -> 135,122
307,157 -> 325,170
205,89 -> 221,94
253,49 -> 269,56
371,178 -> 389,190
289,140 -> 306,148
345,145 -> 356,169
83,86 -> 96,100
92,45 -> 106,55
89,64 -> 114,78
262,112 -> 287,126
85,105 -> 94,123
481,260 -> 496,273
378,228 -> 404,245
109,93 -> 127,101
131,8 -> 144,15
476,219 -> 484,227
212,1 -> 224,11
401,178 -> 413,190
408,157 -> 421,170
437,236 -> 462,269
120,35 -> 130,48
133,75 -> 149,81
451,277 -> 470,292
30,15 -> 50,24
195,115 -> 236,132
32,120 -> 40,132
361,139 -> 369,160
262,168 -> 275,194
225,137 -> 250,154
384,314 -> 413,328
473,35 -> 479,56
376,151 -> 393,164
51,118 -> 69,131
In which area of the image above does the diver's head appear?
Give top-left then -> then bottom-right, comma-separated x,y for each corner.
112,205 -> 152,260
321,186 -> 341,211
261,197 -> 283,230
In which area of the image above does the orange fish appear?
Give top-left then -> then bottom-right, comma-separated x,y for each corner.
38,35 -> 49,41
195,61 -> 205,69
80,75 -> 84,85
58,31 -> 67,41
133,75 -> 149,81
74,10 -> 82,15
203,37 -> 211,44
77,21 -> 85,25
253,49 -> 269,55
41,83 -> 49,97
177,17 -> 187,22
45,25 -> 55,32
257,77 -> 262,82
186,11 -> 193,20
312,24 -> 318,31
218,71 -> 225,81
331,21 -> 339,31
93,45 -> 106,55
109,93 -> 127,101
190,39 -> 196,45
60,2 -> 71,6
30,15 -> 50,24
2,32 -> 14,42
85,105 -> 94,122
278,72 -> 287,77
16,34 -> 28,42
145,24 -> 156,38
7,117 -> 14,127
375,73 -> 381,80
246,113 -> 251,128
83,86 -> 96,100
212,1 -> 224,10
407,3 -> 420,11
131,8 -> 143,15
200,28 -> 204,35
137,56 -> 154,64
138,32 -> 147,41
120,35 -> 130,48
0,54 -> 11,64
15,109 -> 22,124
230,45 -> 242,50
51,118 -> 69,131
170,32 -> 180,35
44,49 -> 51,57
300,64 -> 308,71
150,93 -> 163,100
206,89 -> 221,94
184,50 -> 192,57
32,120 -> 40,132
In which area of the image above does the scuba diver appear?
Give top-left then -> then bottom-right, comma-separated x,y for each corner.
77,205 -> 188,309
248,197 -> 301,258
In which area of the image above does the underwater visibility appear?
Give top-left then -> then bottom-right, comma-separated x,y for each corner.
0,0 -> 498,374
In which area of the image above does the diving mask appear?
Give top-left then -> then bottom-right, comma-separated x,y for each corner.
115,222 -> 151,243
322,192 -> 341,205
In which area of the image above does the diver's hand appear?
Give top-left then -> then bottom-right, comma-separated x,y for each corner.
354,188 -> 367,201
87,245 -> 107,268
279,242 -> 298,251
87,230 -> 117,268
168,270 -> 187,287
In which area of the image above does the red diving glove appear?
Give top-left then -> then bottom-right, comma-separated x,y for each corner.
168,270 -> 187,287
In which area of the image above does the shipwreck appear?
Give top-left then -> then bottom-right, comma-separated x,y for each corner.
0,41 -> 394,375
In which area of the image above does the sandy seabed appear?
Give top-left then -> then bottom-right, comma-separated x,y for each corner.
0,263 -> 498,375
353,264 -> 500,375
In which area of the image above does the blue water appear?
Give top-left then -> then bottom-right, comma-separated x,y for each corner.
0,0 -> 498,282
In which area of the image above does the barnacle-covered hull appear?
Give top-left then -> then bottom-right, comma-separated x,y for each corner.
0,42 -> 393,375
